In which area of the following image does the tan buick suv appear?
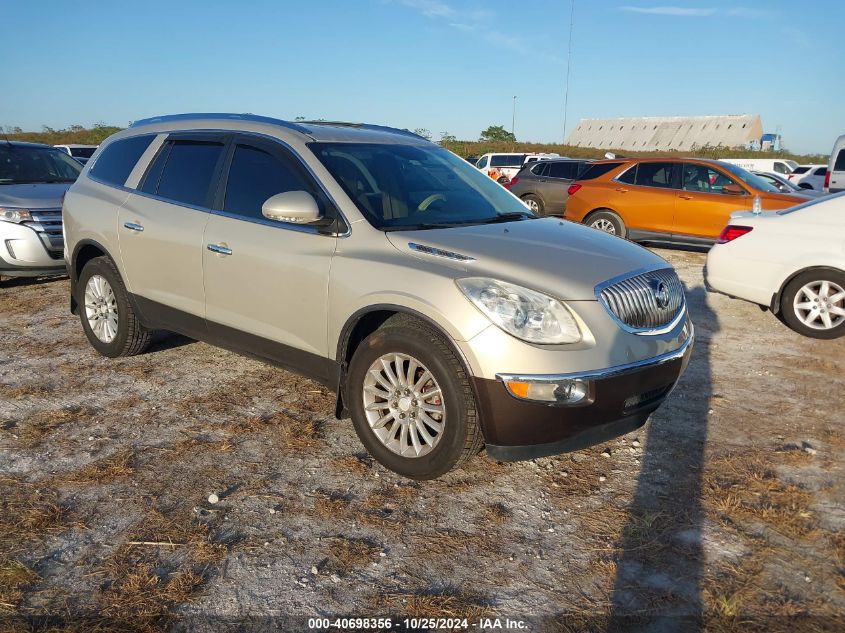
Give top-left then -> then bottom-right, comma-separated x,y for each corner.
63,113 -> 694,479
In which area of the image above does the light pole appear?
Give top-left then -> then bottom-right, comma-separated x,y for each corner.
512,95 -> 517,138
563,0 -> 575,142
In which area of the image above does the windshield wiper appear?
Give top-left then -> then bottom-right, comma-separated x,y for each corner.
477,212 -> 535,224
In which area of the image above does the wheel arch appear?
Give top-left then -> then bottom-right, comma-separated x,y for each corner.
333,304 -> 478,421
771,265 -> 845,314
69,239 -> 117,315
583,207 -> 622,224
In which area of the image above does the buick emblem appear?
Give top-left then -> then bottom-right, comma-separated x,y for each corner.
652,280 -> 671,309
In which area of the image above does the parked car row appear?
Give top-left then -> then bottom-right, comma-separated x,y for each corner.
54,144 -> 98,165
474,152 -> 559,183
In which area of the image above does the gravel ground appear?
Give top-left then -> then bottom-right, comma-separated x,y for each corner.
1,248 -> 843,633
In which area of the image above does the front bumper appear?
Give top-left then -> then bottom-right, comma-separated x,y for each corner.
0,220 -> 65,277
477,328 -> 694,461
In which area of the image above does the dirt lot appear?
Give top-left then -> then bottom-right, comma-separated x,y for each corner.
1,248 -> 843,632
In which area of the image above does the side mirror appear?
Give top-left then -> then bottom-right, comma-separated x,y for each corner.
262,191 -> 322,223
722,183 -> 745,196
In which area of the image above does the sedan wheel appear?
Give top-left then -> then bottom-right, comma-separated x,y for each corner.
84,274 -> 119,343
362,352 -> 445,458
792,280 -> 845,331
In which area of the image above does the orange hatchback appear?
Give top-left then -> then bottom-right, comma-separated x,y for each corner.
565,158 -> 811,245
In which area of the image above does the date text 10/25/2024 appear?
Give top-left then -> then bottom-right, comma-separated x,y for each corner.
307,617 -> 528,630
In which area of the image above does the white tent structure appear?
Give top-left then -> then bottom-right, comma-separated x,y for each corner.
565,115 -> 764,152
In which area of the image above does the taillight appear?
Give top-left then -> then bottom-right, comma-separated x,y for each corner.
717,225 -> 753,243
567,183 -> 582,196
824,170 -> 831,189
504,177 -> 519,189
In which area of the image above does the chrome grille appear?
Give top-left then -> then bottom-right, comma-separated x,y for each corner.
597,268 -> 685,332
23,208 -> 63,251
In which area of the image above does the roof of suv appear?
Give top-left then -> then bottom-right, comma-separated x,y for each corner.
127,113 -> 430,145
1,140 -> 56,149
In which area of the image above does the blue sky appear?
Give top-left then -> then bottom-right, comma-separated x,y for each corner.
2,0 -> 843,153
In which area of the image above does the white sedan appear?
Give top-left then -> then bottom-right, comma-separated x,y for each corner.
706,192 -> 845,338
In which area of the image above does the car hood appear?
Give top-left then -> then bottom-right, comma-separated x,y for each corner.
386,217 -> 670,300
0,183 -> 72,208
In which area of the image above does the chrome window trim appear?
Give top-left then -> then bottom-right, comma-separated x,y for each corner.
594,266 -> 687,336
497,325 -> 693,384
85,128 -> 352,238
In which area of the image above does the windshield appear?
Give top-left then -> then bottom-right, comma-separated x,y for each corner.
310,143 -> 533,230
0,144 -> 83,184
718,162 -> 780,193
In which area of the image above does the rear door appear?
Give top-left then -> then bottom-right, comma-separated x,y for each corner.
675,162 -> 751,240
544,161 -> 581,213
613,161 -> 678,236
118,133 -> 228,320
201,135 -> 339,377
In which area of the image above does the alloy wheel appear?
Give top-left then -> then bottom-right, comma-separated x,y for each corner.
591,218 -> 616,234
793,280 -> 845,330
84,274 -> 119,343
362,353 -> 445,458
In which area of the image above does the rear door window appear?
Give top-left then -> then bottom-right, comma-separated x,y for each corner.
636,162 -> 676,188
815,167 -> 827,176
547,162 -> 578,180
792,166 -> 810,175
141,139 -> 226,207
89,134 -> 155,187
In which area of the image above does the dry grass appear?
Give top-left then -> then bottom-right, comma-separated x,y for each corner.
325,537 -> 380,573
312,490 -> 352,519
0,382 -> 54,400
483,502 -> 512,524
0,560 -> 39,614
53,450 -> 135,485
704,450 -> 818,539
370,586 -> 493,620
16,405 -> 100,448
0,478 -> 68,556
95,508 -> 226,629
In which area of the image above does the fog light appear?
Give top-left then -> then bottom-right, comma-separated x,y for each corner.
504,378 -> 589,405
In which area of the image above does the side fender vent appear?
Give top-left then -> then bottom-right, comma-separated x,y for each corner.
408,242 -> 475,262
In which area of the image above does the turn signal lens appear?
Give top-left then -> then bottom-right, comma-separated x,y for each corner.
503,378 -> 589,405
717,225 -> 753,244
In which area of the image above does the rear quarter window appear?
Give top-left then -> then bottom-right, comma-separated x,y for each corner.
834,150 -> 845,172
792,166 -> 810,174
88,135 -> 156,187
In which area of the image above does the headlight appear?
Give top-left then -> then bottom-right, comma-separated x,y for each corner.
457,277 -> 581,344
0,207 -> 32,223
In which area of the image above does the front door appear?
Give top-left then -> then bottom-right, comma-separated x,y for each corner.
675,163 -> 751,240
202,135 -> 339,380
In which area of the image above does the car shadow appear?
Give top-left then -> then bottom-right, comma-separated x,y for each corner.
146,331 -> 197,353
0,274 -> 66,288
607,285 -> 716,630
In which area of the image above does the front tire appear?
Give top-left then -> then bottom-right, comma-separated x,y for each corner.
586,209 -> 627,238
77,256 -> 152,357
347,315 -> 483,479
781,269 -> 845,339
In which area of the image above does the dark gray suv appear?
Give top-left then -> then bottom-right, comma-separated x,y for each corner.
505,159 -> 591,216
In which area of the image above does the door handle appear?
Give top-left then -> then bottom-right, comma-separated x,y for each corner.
123,222 -> 144,232
679,194 -> 693,200
615,187 -> 628,193
207,243 -> 232,256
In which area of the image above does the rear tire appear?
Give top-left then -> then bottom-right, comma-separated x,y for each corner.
78,256 -> 152,357
586,209 -> 627,238
347,314 -> 483,479
780,269 -> 845,339
522,194 -> 545,216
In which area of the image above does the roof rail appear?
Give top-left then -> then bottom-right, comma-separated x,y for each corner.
129,113 -> 310,134
300,120 -> 426,140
